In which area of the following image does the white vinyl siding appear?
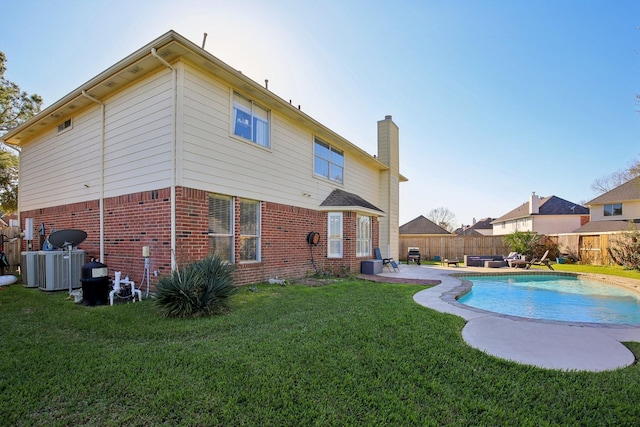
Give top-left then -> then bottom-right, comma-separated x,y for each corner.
328,212 -> 343,258
103,70 -> 173,197
18,108 -> 102,211
18,69 -> 174,211
19,62 -> 384,216
181,64 -> 381,212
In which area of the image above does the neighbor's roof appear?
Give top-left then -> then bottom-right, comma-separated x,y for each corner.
319,189 -> 384,216
1,30 -> 406,181
586,177 -> 640,205
572,219 -> 640,234
399,215 -> 451,235
456,218 -> 495,236
493,196 -> 589,222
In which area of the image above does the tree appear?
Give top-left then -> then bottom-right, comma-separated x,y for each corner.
591,156 -> 640,194
1,52 -> 43,135
0,51 -> 43,214
427,207 -> 457,232
0,150 -> 18,213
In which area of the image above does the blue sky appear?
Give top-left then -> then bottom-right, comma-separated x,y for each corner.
3,0 -> 639,226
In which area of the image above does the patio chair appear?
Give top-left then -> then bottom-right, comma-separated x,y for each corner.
525,250 -> 554,270
374,247 -> 399,272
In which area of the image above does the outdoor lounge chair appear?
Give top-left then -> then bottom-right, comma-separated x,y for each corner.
525,250 -> 554,270
374,247 -> 399,272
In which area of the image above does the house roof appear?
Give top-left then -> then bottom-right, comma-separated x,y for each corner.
493,195 -> 589,222
399,215 -> 451,235
456,217 -> 495,236
572,219 -> 640,234
319,189 -> 384,215
586,176 -> 640,205
1,30 -> 406,182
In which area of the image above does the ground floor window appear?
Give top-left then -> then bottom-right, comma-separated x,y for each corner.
208,194 -> 234,262
240,199 -> 261,262
356,215 -> 371,257
328,212 -> 343,258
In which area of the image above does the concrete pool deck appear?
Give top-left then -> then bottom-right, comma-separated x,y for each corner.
376,263 -> 640,372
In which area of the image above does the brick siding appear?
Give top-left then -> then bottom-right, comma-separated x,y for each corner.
21,186 -> 379,287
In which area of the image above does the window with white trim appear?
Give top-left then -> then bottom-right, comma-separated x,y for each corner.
328,212 -> 343,258
314,138 -> 343,184
604,203 -> 622,216
233,92 -> 270,148
208,194 -> 234,262
356,215 -> 371,257
240,199 -> 261,262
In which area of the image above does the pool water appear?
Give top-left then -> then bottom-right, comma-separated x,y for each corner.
457,275 -> 640,325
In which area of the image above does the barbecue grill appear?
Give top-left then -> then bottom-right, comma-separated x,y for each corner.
407,247 -> 421,265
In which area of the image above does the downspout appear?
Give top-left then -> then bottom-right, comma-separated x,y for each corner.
151,48 -> 177,270
81,90 -> 105,262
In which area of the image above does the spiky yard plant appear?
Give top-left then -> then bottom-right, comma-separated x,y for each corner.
155,256 -> 237,317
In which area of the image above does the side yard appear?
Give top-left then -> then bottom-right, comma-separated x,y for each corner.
2,276 -> 640,425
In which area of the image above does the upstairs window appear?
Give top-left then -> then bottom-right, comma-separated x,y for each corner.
314,138 -> 343,184
604,203 -> 622,216
233,92 -> 270,148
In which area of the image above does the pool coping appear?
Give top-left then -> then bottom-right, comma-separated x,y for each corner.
391,265 -> 640,372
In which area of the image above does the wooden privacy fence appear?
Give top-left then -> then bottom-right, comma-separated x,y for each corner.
399,236 -> 510,261
1,226 -> 22,272
402,233 -> 624,266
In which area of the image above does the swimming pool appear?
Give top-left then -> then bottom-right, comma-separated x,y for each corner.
457,275 -> 640,325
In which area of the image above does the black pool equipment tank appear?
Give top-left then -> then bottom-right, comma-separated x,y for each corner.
80,259 -> 110,306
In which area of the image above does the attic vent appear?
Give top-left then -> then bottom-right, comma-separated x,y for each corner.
57,118 -> 72,133
105,81 -> 117,88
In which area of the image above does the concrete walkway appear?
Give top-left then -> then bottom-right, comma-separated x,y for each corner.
378,264 -> 640,372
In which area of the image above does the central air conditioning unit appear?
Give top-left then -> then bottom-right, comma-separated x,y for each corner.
21,251 -> 40,288
37,250 -> 86,292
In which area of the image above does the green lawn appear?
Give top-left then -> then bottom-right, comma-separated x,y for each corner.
2,276 -> 640,426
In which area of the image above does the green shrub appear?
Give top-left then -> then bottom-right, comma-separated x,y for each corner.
155,256 -> 237,317
607,225 -> 640,270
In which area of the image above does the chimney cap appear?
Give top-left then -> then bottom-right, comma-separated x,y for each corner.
385,115 -> 392,120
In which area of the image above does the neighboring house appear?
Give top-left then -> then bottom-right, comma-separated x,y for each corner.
399,215 -> 452,236
1,31 -> 406,285
573,176 -> 640,233
456,217 -> 495,236
492,192 -> 589,236
399,215 -> 451,260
